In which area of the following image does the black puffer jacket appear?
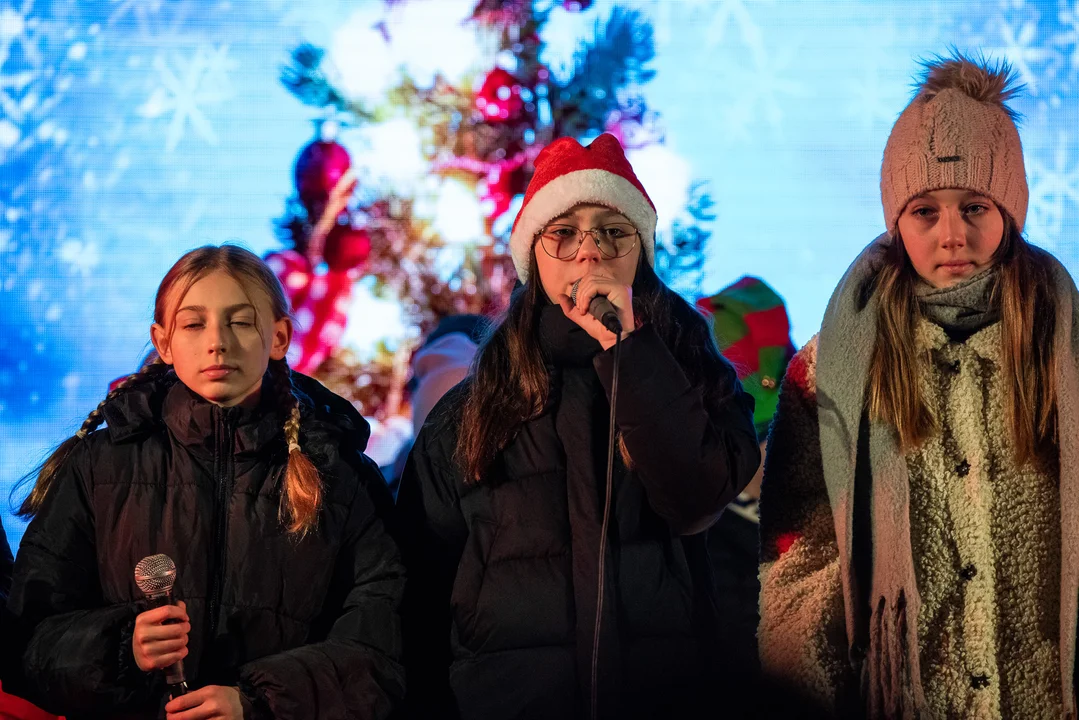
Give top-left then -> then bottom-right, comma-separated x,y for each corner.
398,317 -> 760,720
2,372 -> 404,719
0,515 -> 12,605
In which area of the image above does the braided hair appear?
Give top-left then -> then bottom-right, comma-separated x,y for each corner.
17,244 -> 324,536
269,357 -> 322,537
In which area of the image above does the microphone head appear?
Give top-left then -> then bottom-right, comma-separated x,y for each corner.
135,554 -> 177,596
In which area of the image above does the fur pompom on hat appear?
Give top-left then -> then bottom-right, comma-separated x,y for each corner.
881,52 -> 1028,233
509,133 -> 657,282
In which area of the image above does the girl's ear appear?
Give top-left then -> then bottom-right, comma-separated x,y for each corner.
269,316 -> 293,361
150,323 -> 173,364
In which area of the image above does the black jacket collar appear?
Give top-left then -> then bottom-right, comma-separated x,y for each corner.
99,369 -> 371,452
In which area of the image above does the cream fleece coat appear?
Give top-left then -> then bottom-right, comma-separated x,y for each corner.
759,321 -> 1067,718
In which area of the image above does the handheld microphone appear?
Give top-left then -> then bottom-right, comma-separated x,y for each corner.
571,280 -> 623,335
134,554 -> 189,698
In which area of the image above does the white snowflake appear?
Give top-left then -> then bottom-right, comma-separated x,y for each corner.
137,44 -> 235,152
842,23 -> 908,134
58,239 -> 101,276
108,0 -> 164,29
701,0 -> 770,60
0,0 -> 45,125
1025,133 -> 1079,249
987,17 -> 1057,93
1054,0 -> 1079,75
716,41 -> 804,140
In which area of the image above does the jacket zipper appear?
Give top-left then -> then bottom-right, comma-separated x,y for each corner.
207,406 -> 235,641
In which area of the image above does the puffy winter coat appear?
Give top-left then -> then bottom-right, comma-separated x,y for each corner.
398,319 -> 760,720
0,516 -> 11,608
1,372 -> 404,719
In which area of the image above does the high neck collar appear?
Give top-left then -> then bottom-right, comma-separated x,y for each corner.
915,265 -> 1000,339
537,303 -> 603,368
161,377 -> 283,455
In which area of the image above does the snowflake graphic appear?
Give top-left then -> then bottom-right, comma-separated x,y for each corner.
841,23 -> 908,134
1055,0 -> 1079,76
58,239 -> 100,276
1025,133 -> 1079,249
137,44 -> 236,152
109,0 -> 163,27
0,0 -> 46,127
701,0 -> 770,60
717,41 -> 805,141
987,16 -> 1057,94
107,0 -> 193,44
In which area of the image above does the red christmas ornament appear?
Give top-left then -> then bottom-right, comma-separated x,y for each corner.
562,0 -> 592,10
475,67 -> 525,124
322,223 -> 371,272
266,246 -> 358,375
481,165 -> 527,221
293,270 -> 354,375
293,140 -> 352,211
481,170 -> 514,221
266,249 -> 315,311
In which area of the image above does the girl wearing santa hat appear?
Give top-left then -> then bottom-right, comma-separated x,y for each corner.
758,53 -> 1079,719
396,133 -> 759,719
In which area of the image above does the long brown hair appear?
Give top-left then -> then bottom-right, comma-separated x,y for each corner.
455,247 -> 733,483
18,244 -> 323,536
867,218 -> 1059,465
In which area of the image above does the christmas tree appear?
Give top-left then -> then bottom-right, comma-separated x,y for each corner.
268,0 -> 713,457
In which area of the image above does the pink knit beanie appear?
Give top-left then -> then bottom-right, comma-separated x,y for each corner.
881,54 -> 1028,232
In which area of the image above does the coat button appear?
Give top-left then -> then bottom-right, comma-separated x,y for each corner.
956,459 -> 970,477
959,564 -> 977,581
970,674 -> 990,689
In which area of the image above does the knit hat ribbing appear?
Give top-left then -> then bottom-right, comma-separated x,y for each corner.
509,133 -> 657,282
881,54 -> 1028,233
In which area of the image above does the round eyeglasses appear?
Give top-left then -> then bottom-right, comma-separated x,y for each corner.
535,223 -> 639,260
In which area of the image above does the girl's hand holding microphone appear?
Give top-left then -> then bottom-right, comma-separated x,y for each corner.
557,273 -> 634,351
132,599 -> 190,671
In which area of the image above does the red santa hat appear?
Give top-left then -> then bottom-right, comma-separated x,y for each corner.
509,133 -> 657,282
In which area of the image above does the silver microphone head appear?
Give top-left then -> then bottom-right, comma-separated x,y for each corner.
134,554 -> 177,596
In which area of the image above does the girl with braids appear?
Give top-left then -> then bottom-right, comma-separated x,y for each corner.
758,54 -> 1079,718
2,245 -> 404,719
396,134 -> 759,719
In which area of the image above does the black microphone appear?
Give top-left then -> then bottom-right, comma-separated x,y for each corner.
134,554 -> 189,698
588,295 -> 622,334
571,279 -> 623,335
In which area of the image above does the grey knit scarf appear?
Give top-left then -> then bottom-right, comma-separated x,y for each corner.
816,234 -> 1079,718
915,266 -> 1000,337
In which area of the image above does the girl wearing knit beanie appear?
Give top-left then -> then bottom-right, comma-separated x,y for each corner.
758,53 -> 1079,719
396,133 -> 760,719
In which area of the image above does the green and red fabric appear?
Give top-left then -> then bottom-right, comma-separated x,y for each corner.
696,276 -> 795,441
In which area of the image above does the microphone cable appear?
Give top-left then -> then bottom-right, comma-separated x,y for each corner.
590,329 -> 620,720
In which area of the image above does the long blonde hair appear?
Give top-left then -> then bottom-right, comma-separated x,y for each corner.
18,245 -> 323,536
867,219 -> 1059,466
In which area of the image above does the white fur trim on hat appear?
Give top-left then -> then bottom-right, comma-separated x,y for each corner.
509,169 -> 657,281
